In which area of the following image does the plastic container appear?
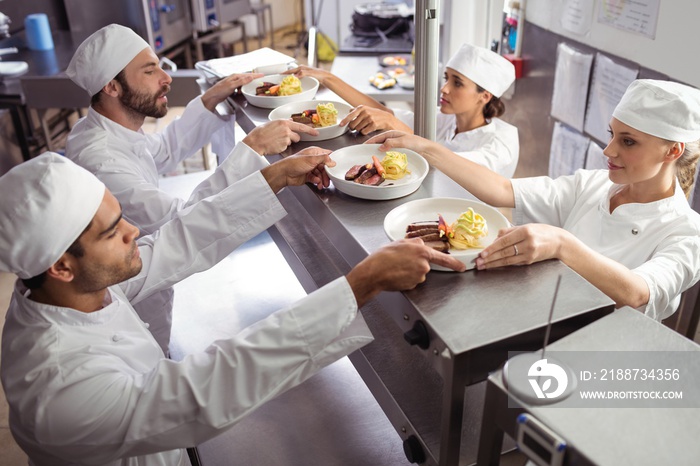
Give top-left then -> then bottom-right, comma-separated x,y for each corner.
25,14 -> 54,51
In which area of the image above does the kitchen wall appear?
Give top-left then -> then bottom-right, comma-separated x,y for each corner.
526,0 -> 697,88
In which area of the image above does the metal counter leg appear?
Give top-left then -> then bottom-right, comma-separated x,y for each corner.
439,368 -> 467,465
187,446 -> 202,466
476,378 -> 505,466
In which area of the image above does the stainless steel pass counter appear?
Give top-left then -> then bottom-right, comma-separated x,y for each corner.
229,91 -> 615,466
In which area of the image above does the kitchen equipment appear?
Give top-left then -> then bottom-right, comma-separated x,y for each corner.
0,12 -> 28,80
268,100 -> 352,142
190,0 -> 251,32
64,0 -> 193,53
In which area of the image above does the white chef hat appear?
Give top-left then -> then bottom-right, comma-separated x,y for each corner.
0,153 -> 105,279
613,79 -> 700,143
445,43 -> 516,98
66,24 -> 150,97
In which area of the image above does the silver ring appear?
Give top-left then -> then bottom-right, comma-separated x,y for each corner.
513,244 -> 519,256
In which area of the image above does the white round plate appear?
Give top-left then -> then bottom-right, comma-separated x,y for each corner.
384,197 -> 510,271
325,144 -> 429,200
268,100 -> 352,141
241,75 -> 319,109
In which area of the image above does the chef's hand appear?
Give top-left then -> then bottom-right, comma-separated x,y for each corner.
475,224 -> 569,270
201,73 -> 263,112
262,146 -> 334,193
243,120 -> 320,156
284,65 -> 333,85
341,105 -> 410,135
346,238 -> 466,308
366,130 -> 435,154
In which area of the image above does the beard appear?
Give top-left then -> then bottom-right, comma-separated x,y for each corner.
118,77 -> 170,119
73,242 -> 143,293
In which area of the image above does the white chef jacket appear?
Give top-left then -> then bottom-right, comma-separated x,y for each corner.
512,169 -> 700,321
0,169 -> 373,466
394,109 -> 519,178
65,97 -> 256,352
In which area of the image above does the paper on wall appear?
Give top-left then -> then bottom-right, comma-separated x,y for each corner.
561,0 -> 596,35
597,0 -> 661,40
549,122 -> 590,178
551,43 -> 593,132
583,53 -> 638,144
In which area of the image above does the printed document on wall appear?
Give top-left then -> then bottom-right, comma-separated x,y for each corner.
551,43 -> 593,132
597,0 -> 660,39
583,53 -> 638,144
549,122 -> 590,178
561,0 -> 595,35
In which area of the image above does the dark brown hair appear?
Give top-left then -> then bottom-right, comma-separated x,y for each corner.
476,84 -> 506,119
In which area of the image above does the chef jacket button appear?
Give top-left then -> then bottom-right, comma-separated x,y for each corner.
112,334 -> 121,342
631,228 -> 639,235
144,322 -> 150,329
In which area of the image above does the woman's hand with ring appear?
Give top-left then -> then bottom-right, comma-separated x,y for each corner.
475,224 -> 565,270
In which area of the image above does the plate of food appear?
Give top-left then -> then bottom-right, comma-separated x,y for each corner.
384,197 -> 510,271
369,72 -> 396,90
378,54 -> 411,67
325,144 -> 429,200
268,100 -> 353,141
241,74 -> 319,109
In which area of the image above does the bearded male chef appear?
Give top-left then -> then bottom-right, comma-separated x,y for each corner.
0,153 -> 465,466
65,24 -> 318,354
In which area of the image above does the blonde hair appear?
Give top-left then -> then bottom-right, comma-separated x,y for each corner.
676,139 -> 700,198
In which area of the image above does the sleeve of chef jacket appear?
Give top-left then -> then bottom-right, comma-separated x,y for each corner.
109,142 -> 268,236
511,171 -> 587,227
39,278 -> 373,464
455,119 -> 520,178
452,132 -> 519,179
630,222 -> 700,321
120,168 -> 287,303
148,96 -> 230,174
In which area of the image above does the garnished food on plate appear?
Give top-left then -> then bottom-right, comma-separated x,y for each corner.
369,72 -> 396,90
380,151 -> 410,180
291,102 -> 338,127
255,75 -> 303,96
344,151 -> 411,186
404,208 -> 488,252
382,55 -> 407,66
387,67 -> 407,79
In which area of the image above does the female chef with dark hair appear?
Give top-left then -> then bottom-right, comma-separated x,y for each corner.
368,79 -> 700,321
286,43 -> 520,177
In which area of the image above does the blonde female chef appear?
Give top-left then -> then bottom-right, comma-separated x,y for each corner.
286,43 -> 520,178
369,79 -> 700,321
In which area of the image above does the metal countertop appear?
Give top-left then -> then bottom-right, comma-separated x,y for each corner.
229,91 -> 614,465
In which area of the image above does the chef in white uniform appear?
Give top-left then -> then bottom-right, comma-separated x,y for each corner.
369,79 -> 700,321
286,43 -> 519,177
64,24 -> 318,353
0,153 -> 464,466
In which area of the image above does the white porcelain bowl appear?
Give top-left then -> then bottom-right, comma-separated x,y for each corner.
325,144 -> 429,200
384,197 -> 510,271
268,100 -> 352,142
241,74 -> 319,109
